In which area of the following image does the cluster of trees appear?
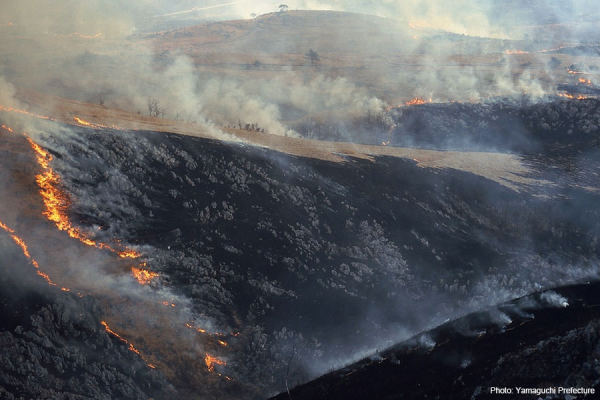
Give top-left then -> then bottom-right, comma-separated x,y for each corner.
226,121 -> 266,133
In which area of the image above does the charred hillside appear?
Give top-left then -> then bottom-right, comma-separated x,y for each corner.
270,281 -> 600,400
294,99 -> 600,154
18,109 -> 596,397
0,244 -> 169,400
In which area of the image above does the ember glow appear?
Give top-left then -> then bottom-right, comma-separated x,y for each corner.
204,354 -> 226,373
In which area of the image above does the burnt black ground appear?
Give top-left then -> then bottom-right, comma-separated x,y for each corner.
270,281 -> 600,400
0,97 -> 599,398
0,239 -> 170,400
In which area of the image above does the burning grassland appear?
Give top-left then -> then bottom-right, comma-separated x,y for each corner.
26,135 -> 141,258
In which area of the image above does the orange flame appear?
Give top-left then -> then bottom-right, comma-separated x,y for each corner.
73,116 -> 123,131
119,249 -> 141,259
26,137 -> 140,258
101,321 -> 141,355
204,354 -> 226,372
504,49 -> 529,55
1,124 -> 14,133
73,116 -> 94,127
405,97 -> 429,106
0,104 -> 52,121
101,321 -> 160,370
186,322 -> 207,334
578,78 -> 592,85
69,32 -> 103,40
131,266 -> 159,285
0,218 -> 57,286
558,93 -> 589,100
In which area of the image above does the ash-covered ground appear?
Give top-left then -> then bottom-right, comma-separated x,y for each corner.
0,98 -> 593,398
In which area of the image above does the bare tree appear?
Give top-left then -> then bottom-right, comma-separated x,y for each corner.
305,49 -> 320,67
147,97 -> 164,118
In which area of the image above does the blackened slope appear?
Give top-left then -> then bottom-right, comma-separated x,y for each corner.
390,99 -> 600,153
0,246 -> 169,400
271,282 -> 600,400
296,99 -> 600,153
50,124 -> 600,395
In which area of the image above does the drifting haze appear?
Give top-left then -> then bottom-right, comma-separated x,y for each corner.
1,0 -> 598,140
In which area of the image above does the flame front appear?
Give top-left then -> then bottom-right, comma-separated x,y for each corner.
101,321 -> 157,368
27,136 -> 140,258
204,354 -> 226,372
558,93 -> 589,100
578,78 -> 592,86
0,104 -> 52,121
0,218 -> 57,286
1,124 -> 14,133
73,116 -> 94,127
405,97 -> 429,106
131,266 -> 159,285
73,116 -> 123,131
504,49 -> 528,55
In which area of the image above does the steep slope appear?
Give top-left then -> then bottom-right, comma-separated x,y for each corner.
270,282 -> 600,400
28,115 -> 599,395
1,93 -> 599,397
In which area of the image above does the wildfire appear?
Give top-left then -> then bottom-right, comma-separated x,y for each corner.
131,266 -> 159,285
119,249 -> 141,258
69,32 -> 103,40
0,104 -> 52,121
73,116 -> 123,131
204,354 -> 226,373
578,78 -> 592,86
73,116 -> 95,127
1,124 -> 13,133
27,136 -> 140,258
101,321 -> 142,355
0,218 -> 57,286
558,93 -> 589,100
504,49 -> 529,55
218,340 -> 228,347
100,321 -> 156,368
186,322 -> 207,334
161,301 -> 176,308
405,97 -> 429,106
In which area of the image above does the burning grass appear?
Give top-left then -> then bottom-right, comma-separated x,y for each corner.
0,217 -> 57,286
27,136 -> 141,258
